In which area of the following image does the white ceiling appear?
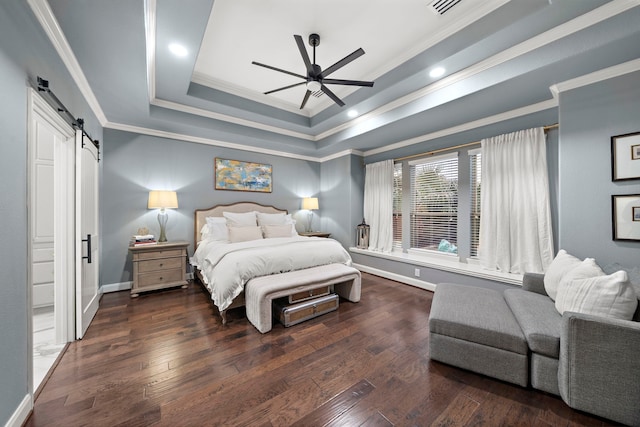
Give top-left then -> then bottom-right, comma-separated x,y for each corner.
192,0 -> 508,115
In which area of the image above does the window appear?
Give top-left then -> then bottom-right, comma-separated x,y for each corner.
393,162 -> 402,250
470,150 -> 482,257
409,153 -> 458,252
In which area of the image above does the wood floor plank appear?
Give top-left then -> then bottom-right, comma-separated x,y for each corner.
25,273 -> 620,427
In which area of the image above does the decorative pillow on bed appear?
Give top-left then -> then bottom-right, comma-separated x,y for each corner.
555,270 -> 638,321
262,224 -> 296,238
544,249 -> 582,301
205,217 -> 229,241
228,226 -> 263,243
223,211 -> 257,227
256,212 -> 286,226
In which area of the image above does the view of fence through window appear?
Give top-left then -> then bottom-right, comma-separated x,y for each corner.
410,154 -> 458,252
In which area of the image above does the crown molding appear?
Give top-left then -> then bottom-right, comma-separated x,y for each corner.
191,71 -> 311,117
363,99 -> 558,157
151,98 -> 315,141
104,121 -> 324,162
550,57 -> 640,99
27,0 -> 108,126
317,0 -> 638,142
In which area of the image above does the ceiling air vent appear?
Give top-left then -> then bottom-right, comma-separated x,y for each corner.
428,0 -> 462,15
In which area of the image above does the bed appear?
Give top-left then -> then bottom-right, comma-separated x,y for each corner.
191,202 -> 357,326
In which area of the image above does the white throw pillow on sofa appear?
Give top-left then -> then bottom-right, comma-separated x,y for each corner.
544,249 -> 582,300
555,270 -> 638,321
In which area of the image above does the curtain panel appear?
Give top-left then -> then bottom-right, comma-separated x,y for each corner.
364,159 -> 394,252
478,127 -> 554,274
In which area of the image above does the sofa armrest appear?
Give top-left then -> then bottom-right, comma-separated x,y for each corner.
558,312 -> 640,426
521,272 -> 547,295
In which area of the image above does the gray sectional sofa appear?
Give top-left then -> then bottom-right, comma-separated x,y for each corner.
429,272 -> 640,426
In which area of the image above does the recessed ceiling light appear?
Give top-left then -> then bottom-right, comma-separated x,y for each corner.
168,43 -> 188,58
348,110 -> 358,118
429,67 -> 445,78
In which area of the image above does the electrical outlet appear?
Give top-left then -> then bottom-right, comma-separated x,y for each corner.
414,268 -> 420,277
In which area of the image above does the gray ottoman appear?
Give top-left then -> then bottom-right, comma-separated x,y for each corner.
429,284 -> 529,386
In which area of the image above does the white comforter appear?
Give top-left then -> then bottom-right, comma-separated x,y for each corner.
191,236 -> 352,312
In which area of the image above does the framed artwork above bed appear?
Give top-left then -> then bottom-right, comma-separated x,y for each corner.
215,158 -> 272,192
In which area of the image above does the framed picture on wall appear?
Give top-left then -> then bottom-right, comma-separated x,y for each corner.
214,158 -> 273,193
612,194 -> 640,241
611,131 -> 640,181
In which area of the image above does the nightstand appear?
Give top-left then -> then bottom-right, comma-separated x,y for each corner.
299,231 -> 331,238
129,241 -> 189,297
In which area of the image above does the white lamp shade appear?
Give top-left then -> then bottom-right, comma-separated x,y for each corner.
302,197 -> 319,210
148,190 -> 178,209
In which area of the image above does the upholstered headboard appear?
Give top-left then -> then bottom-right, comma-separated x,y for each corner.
194,202 -> 288,246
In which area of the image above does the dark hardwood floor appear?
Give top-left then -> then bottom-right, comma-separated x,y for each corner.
26,273 -> 616,426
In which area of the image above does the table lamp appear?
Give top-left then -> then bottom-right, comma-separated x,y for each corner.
148,190 -> 178,242
302,197 -> 319,232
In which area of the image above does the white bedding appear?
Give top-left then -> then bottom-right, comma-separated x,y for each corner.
191,236 -> 352,312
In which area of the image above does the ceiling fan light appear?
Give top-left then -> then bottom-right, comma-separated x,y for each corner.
306,80 -> 321,92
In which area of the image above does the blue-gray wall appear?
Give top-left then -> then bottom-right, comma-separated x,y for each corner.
0,0 -> 102,424
101,129 -> 321,286
558,71 -> 640,266
319,154 -> 365,248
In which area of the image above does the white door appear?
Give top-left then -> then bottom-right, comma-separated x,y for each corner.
75,130 -> 100,338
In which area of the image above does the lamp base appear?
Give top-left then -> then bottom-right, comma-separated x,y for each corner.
307,211 -> 313,232
157,209 -> 168,242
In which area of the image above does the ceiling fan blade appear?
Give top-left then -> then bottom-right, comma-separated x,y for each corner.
321,48 -> 365,78
294,35 -> 314,75
252,61 -> 306,80
300,90 -> 312,109
264,81 -> 306,95
320,84 -> 345,107
322,78 -> 374,87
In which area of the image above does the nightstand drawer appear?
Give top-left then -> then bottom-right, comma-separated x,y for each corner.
138,268 -> 183,288
136,248 -> 183,260
138,257 -> 182,273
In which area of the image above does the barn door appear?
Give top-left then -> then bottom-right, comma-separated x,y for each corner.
75,130 -> 100,338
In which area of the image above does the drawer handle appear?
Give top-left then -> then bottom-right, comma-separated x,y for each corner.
309,290 -> 313,296
159,276 -> 163,280
159,263 -> 163,267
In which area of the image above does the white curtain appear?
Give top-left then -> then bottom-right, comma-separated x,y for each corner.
478,127 -> 554,274
363,159 -> 394,252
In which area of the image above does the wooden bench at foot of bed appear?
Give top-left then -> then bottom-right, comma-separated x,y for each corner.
245,263 -> 361,333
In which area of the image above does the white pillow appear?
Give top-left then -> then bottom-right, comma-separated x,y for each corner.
559,258 -> 603,286
223,211 -> 257,227
205,216 -> 229,241
544,250 -> 582,301
262,224 -> 296,238
228,226 -> 263,243
555,270 -> 638,321
256,212 -> 287,226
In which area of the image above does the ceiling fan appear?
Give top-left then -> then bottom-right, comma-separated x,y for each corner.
252,33 -> 374,109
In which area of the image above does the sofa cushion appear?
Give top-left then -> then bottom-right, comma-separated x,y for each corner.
429,284 -> 527,354
556,270 -> 638,321
544,250 -> 582,301
504,289 -> 562,358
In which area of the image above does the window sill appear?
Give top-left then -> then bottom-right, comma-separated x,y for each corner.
349,247 -> 523,286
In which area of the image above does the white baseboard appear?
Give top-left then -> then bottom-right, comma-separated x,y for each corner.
101,281 -> 132,293
5,393 -> 32,427
353,263 -> 437,292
